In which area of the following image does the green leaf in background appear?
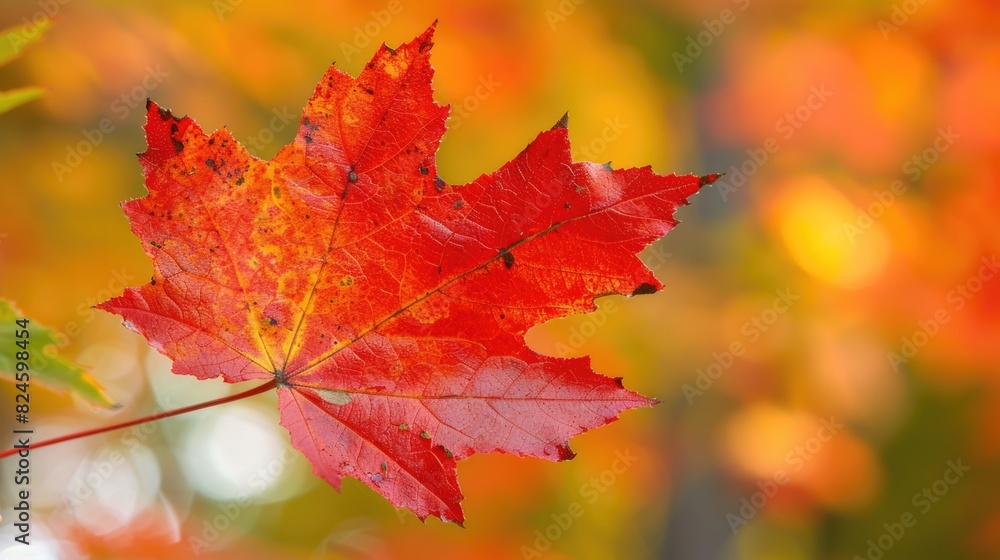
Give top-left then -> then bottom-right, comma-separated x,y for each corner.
0,86 -> 44,115
0,17 -> 51,66
0,17 -> 50,115
0,298 -> 119,408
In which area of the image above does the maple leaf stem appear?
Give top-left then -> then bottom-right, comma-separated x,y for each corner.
0,379 -> 277,459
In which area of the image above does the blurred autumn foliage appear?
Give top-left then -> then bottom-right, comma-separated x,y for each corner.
0,1 -> 997,559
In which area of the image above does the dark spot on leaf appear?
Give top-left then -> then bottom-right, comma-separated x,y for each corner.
399,423 -> 408,430
150,278 -> 157,286
235,176 -> 245,186
612,377 -> 624,388
454,200 -> 463,209
501,251 -> 514,269
157,105 -> 171,120
205,159 -> 216,170
348,170 -> 358,183
556,444 -> 576,461
419,164 -> 429,175
434,176 -> 446,191
273,186 -> 281,198
170,123 -> 183,153
442,446 -> 454,459
208,138 -> 215,146
419,431 -> 430,439
364,87 -> 374,95
602,162 -> 614,172
267,317 -> 277,326
631,283 -> 657,296
564,203 -> 571,209
499,312 -> 505,319
304,134 -> 313,144
551,113 -> 569,130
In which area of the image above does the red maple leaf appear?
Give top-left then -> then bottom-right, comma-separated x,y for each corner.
98,24 -> 717,523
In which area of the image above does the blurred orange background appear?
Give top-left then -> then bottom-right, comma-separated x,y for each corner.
1,1 -> 998,559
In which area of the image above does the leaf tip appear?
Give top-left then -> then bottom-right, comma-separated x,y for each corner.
416,20 -> 438,48
145,98 -> 165,120
557,443 -> 577,461
630,282 -> 659,296
699,172 -> 724,188
551,112 -> 569,130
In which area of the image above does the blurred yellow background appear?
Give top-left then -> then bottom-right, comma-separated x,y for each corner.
1,0 -> 998,559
